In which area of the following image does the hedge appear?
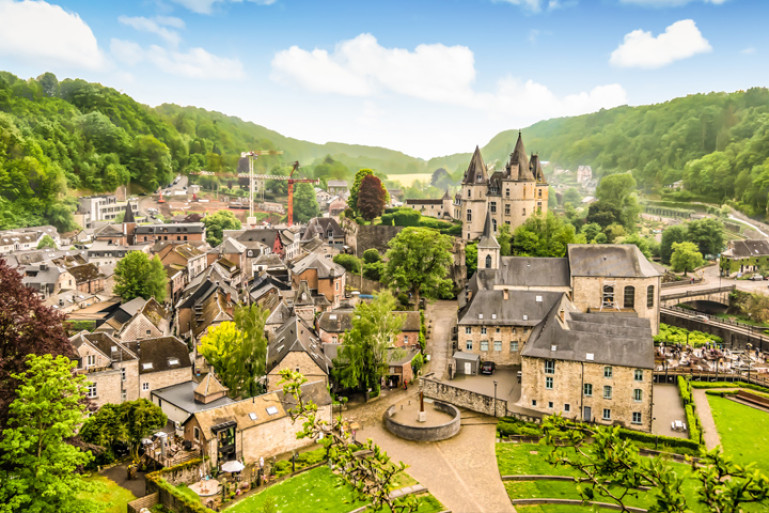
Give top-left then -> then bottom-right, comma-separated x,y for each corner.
691,381 -> 769,394
677,376 -> 704,445
272,447 -> 326,478
146,459 -> 216,513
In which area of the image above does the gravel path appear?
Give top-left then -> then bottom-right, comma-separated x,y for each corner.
692,389 -> 722,450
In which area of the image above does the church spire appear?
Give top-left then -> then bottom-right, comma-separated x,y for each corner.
477,212 -> 500,270
123,202 -> 135,224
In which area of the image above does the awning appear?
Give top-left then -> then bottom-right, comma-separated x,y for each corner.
221,460 -> 245,473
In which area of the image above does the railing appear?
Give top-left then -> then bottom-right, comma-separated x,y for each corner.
661,306 -> 769,339
660,285 -> 735,300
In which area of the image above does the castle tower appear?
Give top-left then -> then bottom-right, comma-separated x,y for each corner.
477,212 -> 500,270
459,146 -> 489,240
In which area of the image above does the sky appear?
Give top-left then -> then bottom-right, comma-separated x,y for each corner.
0,0 -> 767,159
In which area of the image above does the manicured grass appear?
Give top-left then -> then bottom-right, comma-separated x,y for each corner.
85,474 -> 136,513
224,466 -> 442,513
707,395 -> 769,475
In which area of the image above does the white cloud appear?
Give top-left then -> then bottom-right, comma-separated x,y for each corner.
492,0 -> 563,11
271,33 -> 627,125
167,0 -> 275,15
741,47 -> 756,55
147,45 -> 245,79
119,15 -> 183,46
610,19 -> 711,69
619,0 -> 727,6
0,0 -> 106,70
110,39 -> 244,80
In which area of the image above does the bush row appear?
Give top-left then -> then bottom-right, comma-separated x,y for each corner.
272,447 -> 326,478
690,380 -> 769,395
677,376 -> 704,445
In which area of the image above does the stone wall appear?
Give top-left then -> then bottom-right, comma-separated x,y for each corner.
350,224 -> 404,255
423,377 -> 508,417
383,401 -> 460,441
141,367 -> 192,400
127,492 -> 158,513
660,311 -> 767,352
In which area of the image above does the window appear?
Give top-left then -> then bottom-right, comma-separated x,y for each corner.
505,204 -> 510,215
466,340 -> 473,351
548,401 -> 553,409
194,426 -> 200,440
544,360 -> 555,374
142,382 -> 149,391
494,340 -> 502,352
467,189 -> 471,198
647,285 -> 655,308
564,404 -> 571,412
634,369 -> 644,381
481,327 -> 487,335
624,286 -> 635,309
538,188 -> 542,198
522,208 -> 526,216
510,341 -> 518,352
480,340 -> 489,351
632,412 -> 642,425
485,255 -> 492,268
532,400 -> 537,407
537,202 -> 542,212
602,409 -> 611,421
465,327 -> 472,334
467,209 -> 472,222
86,355 -> 96,368
496,327 -> 500,333
604,366 -> 613,378
492,219 -> 497,232
506,188 -> 510,198
546,377 -> 553,389
633,389 -> 643,402
602,285 -> 614,307
87,383 -> 97,398
121,367 -> 126,381
490,202 -> 497,213
603,386 -> 612,399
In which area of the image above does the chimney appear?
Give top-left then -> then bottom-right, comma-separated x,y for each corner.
559,309 -> 565,322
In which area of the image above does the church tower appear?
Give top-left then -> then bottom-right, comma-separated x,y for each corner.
459,146 -> 489,240
477,212 -> 500,270
123,202 -> 136,245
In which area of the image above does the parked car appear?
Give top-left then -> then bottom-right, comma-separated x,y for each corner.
751,274 -> 764,281
694,314 -> 709,323
480,361 -> 495,375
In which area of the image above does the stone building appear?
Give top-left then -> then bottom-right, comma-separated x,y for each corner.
455,132 -> 549,241
403,192 -> 453,219
123,336 -> 193,400
291,252 -> 346,308
71,331 -> 140,409
720,239 -> 769,275
266,316 -> 332,392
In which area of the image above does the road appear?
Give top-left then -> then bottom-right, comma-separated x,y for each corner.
423,300 -> 458,380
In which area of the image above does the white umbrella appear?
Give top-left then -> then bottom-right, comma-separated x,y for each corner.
221,460 -> 245,473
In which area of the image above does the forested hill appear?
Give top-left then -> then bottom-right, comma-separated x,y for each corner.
474,88 -> 769,218
0,71 -> 438,231
2,69 -> 769,231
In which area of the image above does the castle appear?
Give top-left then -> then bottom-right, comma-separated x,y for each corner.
455,132 -> 549,240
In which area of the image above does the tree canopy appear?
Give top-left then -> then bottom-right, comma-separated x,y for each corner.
670,241 -> 704,275
292,182 -> 320,224
512,212 -> 585,257
357,174 -> 387,220
203,209 -> 241,247
0,354 -> 100,513
382,227 -> 454,307
113,251 -> 167,302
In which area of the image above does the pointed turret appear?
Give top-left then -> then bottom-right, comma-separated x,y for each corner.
477,212 -> 500,270
462,146 -> 488,185
124,202 -> 136,224
507,131 -> 532,180
531,154 -> 546,183
442,189 -> 450,201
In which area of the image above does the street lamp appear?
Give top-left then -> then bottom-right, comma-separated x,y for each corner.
493,380 -> 498,417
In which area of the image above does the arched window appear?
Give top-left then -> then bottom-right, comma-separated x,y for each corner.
602,285 -> 614,307
485,254 -> 492,268
647,285 -> 655,308
624,286 -> 635,309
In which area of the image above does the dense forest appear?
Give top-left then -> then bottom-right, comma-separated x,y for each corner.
1,70 -> 769,231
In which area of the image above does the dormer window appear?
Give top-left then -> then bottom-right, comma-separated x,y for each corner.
168,358 -> 179,367
142,362 -> 153,371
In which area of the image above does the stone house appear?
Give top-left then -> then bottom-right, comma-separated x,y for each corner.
519,299 -> 654,432
156,243 -> 208,282
393,311 -> 422,348
266,316 -> 332,392
134,223 -> 206,245
175,266 -> 239,340
301,217 -> 346,250
71,331 -> 140,408
720,239 -> 769,275
181,381 -> 331,469
404,192 -> 453,220
123,336 -> 193,400
327,180 -> 348,198
316,309 -> 354,344
22,262 -> 75,297
151,374 -> 235,433
68,263 -> 107,295
291,252 -> 346,308
115,297 -> 171,342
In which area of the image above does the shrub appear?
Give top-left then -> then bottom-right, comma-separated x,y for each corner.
362,248 -> 381,264
333,254 -> 361,274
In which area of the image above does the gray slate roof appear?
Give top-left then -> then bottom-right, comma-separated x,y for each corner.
725,239 -> 769,259
267,316 -> 332,375
521,298 -> 654,369
458,289 -> 563,326
567,244 -> 660,278
151,380 -> 235,415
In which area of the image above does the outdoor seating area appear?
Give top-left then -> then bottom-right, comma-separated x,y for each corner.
671,420 -> 687,432
142,431 -> 200,468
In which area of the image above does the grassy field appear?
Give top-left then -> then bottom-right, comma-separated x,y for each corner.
387,173 -> 433,187
224,466 -> 442,513
85,474 -> 136,513
495,442 -> 769,513
708,395 -> 769,475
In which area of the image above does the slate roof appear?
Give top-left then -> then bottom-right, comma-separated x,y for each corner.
724,239 -> 769,259
184,390 -> 287,437
327,180 -> 348,188
405,199 -> 443,205
506,131 -> 532,181
124,336 -> 192,374
521,297 -> 654,369
462,146 -> 488,185
152,380 -> 234,415
68,263 -> 104,283
134,223 -> 204,235
265,301 -> 292,326
567,244 -> 660,278
396,311 -> 421,332
316,309 -> 354,333
458,289 -> 564,326
267,316 -> 332,375
478,212 -> 500,250
471,257 -> 571,291
124,203 -> 136,224
292,252 -> 344,279
71,331 -> 137,362
301,217 -> 345,241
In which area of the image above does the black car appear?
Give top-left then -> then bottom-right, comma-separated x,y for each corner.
480,361 -> 495,375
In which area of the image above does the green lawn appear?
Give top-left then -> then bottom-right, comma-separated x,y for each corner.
224,466 -> 442,513
495,442 -> 764,513
85,474 -> 136,513
708,395 -> 769,475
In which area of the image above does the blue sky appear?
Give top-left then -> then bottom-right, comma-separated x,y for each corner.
0,0 -> 766,158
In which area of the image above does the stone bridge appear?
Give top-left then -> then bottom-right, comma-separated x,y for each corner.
660,306 -> 769,352
660,285 -> 735,306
